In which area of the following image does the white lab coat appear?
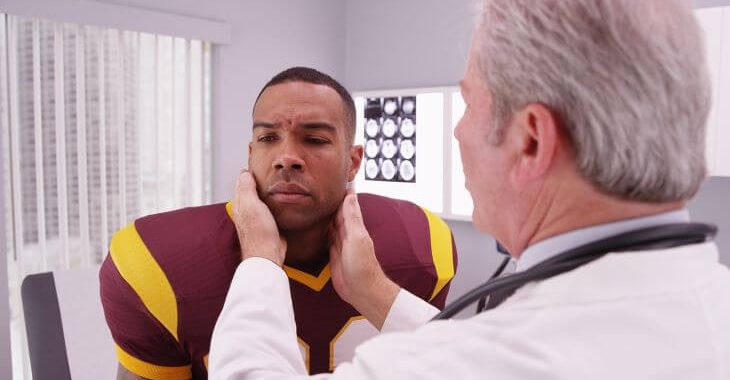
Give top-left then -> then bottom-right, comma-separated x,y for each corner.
209,242 -> 730,379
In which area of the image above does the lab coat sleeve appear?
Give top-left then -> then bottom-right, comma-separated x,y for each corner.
209,258 -> 438,380
381,289 -> 440,333
209,257 -> 315,380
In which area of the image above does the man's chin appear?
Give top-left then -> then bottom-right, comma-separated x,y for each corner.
264,196 -> 338,232
270,207 -> 322,232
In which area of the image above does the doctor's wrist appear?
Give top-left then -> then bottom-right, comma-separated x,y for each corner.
350,274 -> 400,330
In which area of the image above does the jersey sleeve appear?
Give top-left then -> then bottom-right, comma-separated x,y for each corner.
99,224 -> 192,380
359,193 -> 458,311
420,208 -> 458,309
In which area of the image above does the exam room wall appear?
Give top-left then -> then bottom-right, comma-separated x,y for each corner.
344,0 -> 475,90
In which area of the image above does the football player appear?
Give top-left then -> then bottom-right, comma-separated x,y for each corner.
100,67 -> 458,380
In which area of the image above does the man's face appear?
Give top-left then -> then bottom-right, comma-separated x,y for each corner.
454,39 -> 514,236
249,81 -> 362,232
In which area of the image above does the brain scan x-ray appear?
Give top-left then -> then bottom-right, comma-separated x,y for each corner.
363,96 -> 416,183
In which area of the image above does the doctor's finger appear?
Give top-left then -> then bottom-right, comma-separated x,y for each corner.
234,171 -> 260,214
342,193 -> 367,233
235,171 -> 257,197
330,193 -> 349,243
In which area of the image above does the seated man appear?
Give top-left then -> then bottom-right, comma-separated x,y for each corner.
99,67 -> 458,380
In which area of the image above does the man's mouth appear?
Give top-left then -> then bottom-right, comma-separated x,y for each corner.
267,182 -> 311,204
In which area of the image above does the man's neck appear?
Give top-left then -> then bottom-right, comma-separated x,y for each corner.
281,224 -> 330,275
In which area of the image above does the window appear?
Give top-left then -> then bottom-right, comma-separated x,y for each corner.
0,13 -> 212,379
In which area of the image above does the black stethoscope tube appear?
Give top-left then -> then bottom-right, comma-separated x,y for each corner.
432,223 -> 717,321
475,255 -> 511,312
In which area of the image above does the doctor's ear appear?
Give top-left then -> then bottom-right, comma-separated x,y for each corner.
511,103 -> 560,185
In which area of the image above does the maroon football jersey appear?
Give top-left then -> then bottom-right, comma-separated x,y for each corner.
100,193 -> 457,379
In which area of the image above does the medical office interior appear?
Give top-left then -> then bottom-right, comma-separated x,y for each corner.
0,0 -> 729,378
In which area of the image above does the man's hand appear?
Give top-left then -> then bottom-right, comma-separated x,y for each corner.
233,170 -> 286,266
329,190 -> 400,330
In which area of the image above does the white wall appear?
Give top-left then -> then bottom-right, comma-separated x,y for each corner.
344,0 -> 475,91
696,6 -> 730,176
695,0 -> 730,7
688,177 -> 730,258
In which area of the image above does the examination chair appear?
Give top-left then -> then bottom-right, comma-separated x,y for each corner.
21,267 -> 115,380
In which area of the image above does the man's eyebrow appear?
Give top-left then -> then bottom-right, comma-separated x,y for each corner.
252,122 -> 275,130
300,122 -> 337,133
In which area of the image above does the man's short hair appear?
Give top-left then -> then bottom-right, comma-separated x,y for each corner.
254,67 -> 357,144
477,0 -> 711,202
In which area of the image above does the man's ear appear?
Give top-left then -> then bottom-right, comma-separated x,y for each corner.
347,145 -> 364,182
248,142 -> 253,165
510,103 -> 560,187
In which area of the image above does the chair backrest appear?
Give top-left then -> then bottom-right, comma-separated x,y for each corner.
21,267 -> 116,380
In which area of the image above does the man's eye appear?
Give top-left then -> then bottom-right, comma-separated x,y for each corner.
257,135 -> 277,142
306,136 -> 329,145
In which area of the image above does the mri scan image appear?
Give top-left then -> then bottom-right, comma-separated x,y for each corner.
365,159 -> 380,179
399,159 -> 415,181
382,118 -> 397,138
365,118 -> 379,138
381,139 -> 397,159
381,159 -> 397,180
400,117 -> 415,138
363,96 -> 417,183
365,139 -> 380,158
399,139 -> 415,160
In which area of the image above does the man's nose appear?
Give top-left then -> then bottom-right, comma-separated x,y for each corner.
453,118 -> 464,141
273,141 -> 305,172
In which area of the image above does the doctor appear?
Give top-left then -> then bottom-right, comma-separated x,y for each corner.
210,0 -> 730,378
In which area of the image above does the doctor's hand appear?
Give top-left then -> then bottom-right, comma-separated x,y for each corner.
329,190 -> 400,330
233,170 -> 287,266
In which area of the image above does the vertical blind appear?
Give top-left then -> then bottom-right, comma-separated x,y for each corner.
0,13 -> 212,379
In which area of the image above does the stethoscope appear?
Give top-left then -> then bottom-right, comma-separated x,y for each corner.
432,222 -> 717,320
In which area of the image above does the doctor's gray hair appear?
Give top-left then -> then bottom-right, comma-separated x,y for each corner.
476,0 -> 711,202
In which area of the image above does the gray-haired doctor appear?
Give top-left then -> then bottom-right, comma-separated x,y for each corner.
209,0 -> 730,378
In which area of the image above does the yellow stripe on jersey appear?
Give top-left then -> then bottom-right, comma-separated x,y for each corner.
329,316 -> 366,371
225,201 -> 234,219
109,223 -> 180,341
421,208 -> 455,301
297,336 -> 311,373
116,344 -> 191,380
283,264 -> 332,291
